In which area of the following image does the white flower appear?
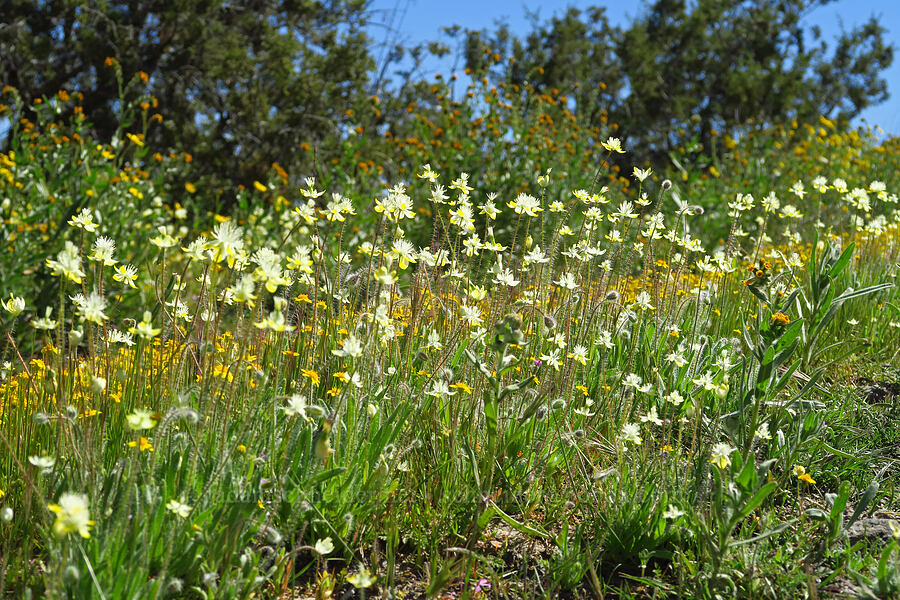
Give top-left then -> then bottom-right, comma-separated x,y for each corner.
633,166 -> 652,182
126,409 -> 157,430
459,304 -> 482,326
494,268 -> 519,288
632,291 -> 654,311
662,504 -> 684,520
283,394 -> 311,419
709,442 -> 735,469
540,348 -> 562,371
314,537 -> 335,555
48,492 -> 94,538
640,406 -> 662,426
621,422 -> 642,446
427,380 -> 456,398
665,390 -> 685,406
29,455 -> 56,469
76,291 -> 108,325
554,272 -> 578,290
568,345 -> 588,365
166,499 -> 192,518
507,193 -> 542,216
1,296 -> 25,317
333,334 -> 364,358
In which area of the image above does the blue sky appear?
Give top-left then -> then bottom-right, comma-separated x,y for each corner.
368,0 -> 900,134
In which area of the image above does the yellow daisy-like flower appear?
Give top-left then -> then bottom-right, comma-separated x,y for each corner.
301,369 -> 320,387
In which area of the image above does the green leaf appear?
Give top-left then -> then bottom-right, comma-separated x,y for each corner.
732,518 -> 797,546
735,481 -> 778,523
827,243 -> 855,278
848,480 -> 880,529
488,500 -> 550,539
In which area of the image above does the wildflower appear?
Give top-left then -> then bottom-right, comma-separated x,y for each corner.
709,442 -> 735,469
632,291 -> 654,311
424,330 -> 443,351
554,272 -> 578,291
228,274 -> 257,307
523,245 -> 549,265
417,163 -> 438,183
449,172 -> 474,195
333,334 -> 364,358
450,381 -> 473,395
254,305 -> 294,332
494,268 -> 519,288
29,455 -> 56,470
315,538 -> 335,555
127,436 -> 154,452
76,291 -> 107,325
621,422 -> 642,446
427,380 -> 456,398
665,390 -> 685,406
87,236 -> 118,266
761,191 -> 780,213
640,406 -> 662,426
185,182 -> 197,194
780,204 -> 803,219
129,311 -> 161,340
665,351 -> 687,367
459,304 -> 483,326
663,504 -> 684,520
282,394 -> 313,418
449,203 -> 475,231
507,193 -> 542,216
540,348 -> 562,370
771,312 -> 790,326
166,499 -> 192,518
48,493 -> 94,539
633,166 -> 652,182
46,241 -> 86,283
594,330 -> 614,350
68,208 -> 98,232
113,264 -> 138,288
208,221 -> 245,268
106,328 -> 135,346
126,409 -> 157,431
347,565 -> 376,589
601,137 -> 625,153
300,177 -> 324,199
479,199 -> 500,219
2,295 -> 24,317
568,345 -> 588,365
391,239 -> 417,270
301,369 -> 320,387
149,225 -> 178,249
253,248 -> 291,293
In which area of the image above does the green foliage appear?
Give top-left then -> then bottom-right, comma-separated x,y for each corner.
459,0 -> 893,168
0,0 -> 374,193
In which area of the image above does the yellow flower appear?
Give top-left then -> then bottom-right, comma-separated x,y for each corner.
126,132 -> 144,147
253,180 -> 267,192
771,312 -> 790,326
301,369 -> 320,387
184,182 -> 197,194
450,381 -> 473,394
798,473 -> 816,484
127,436 -> 154,452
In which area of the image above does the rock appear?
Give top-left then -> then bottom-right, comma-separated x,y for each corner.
847,517 -> 900,546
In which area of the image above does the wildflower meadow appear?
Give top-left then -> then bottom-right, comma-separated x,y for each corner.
1,43 -> 900,600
